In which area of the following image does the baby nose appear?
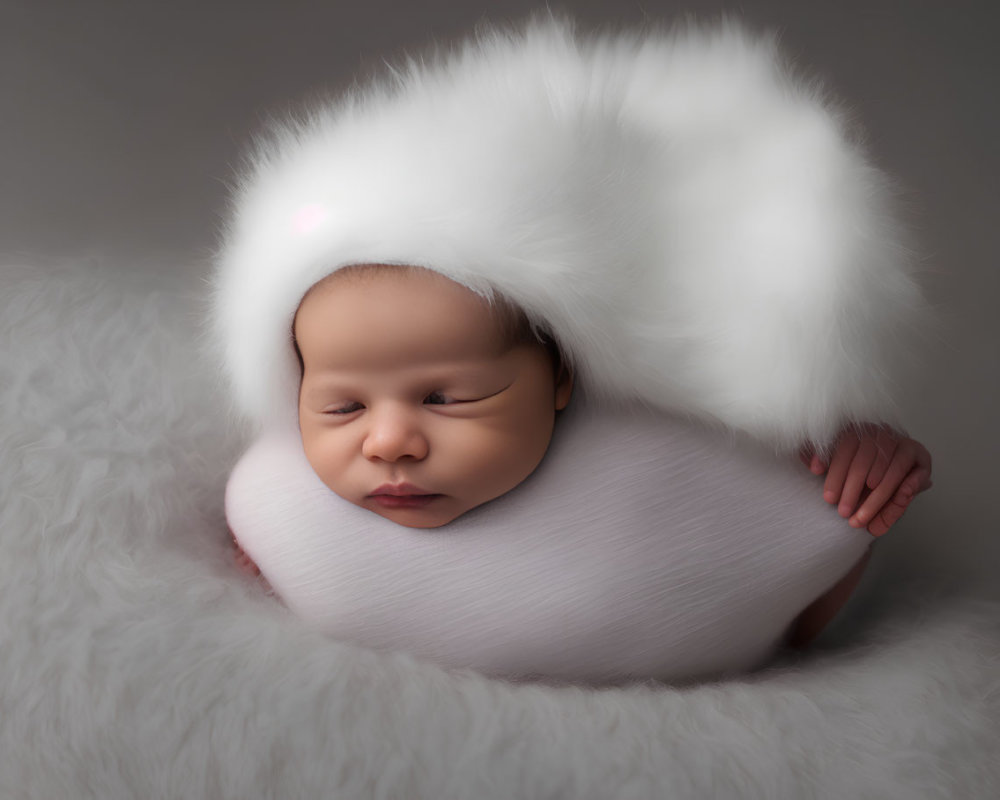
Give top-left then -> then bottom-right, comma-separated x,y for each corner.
361,405 -> 429,462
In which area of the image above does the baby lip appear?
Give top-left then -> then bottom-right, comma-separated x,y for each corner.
369,482 -> 438,497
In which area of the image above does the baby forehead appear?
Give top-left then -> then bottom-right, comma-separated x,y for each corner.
296,264 -> 533,346
301,263 -> 484,304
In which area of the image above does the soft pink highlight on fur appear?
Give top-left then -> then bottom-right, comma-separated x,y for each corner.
292,204 -> 327,234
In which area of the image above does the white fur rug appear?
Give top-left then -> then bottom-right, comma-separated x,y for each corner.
2,257 -> 998,799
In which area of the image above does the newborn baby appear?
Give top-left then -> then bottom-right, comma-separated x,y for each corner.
217,18 -> 933,683
232,261 -> 931,654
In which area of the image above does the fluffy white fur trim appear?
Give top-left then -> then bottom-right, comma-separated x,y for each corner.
212,16 -> 925,451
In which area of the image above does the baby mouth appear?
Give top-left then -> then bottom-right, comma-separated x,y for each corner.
368,483 -> 444,509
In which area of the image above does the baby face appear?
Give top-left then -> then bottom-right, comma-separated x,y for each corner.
295,266 -> 572,528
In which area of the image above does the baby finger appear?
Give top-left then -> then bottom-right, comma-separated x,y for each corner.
824,433 -> 860,505
866,425 -> 898,489
867,492 -> 911,536
839,437 -> 879,517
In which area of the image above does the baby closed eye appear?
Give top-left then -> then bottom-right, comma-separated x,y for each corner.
426,383 -> 512,406
324,401 -> 365,415
321,384 -> 510,416
423,391 -> 460,405
322,392 -> 463,414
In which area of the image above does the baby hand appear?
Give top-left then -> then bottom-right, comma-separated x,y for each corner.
800,423 -> 932,536
229,524 -> 262,577
235,544 -> 262,578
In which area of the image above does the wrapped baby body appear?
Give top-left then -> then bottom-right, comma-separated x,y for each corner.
228,400 -> 871,685
213,19 -> 926,685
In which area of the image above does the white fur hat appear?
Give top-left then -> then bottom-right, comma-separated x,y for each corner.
212,15 -> 925,451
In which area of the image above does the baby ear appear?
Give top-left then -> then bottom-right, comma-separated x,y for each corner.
554,365 -> 573,411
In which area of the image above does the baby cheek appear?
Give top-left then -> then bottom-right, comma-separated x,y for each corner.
460,421 -> 552,495
300,425 -> 355,490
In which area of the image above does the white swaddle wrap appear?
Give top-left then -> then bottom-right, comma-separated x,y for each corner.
213,17 -> 926,684
228,400 -> 871,685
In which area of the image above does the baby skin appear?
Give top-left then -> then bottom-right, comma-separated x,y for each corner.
294,264 -> 573,528
233,264 -> 932,648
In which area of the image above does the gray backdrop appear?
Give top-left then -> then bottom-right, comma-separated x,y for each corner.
4,0 -> 997,584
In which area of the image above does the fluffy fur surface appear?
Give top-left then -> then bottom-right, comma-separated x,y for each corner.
2,258 -> 997,798
213,17 -> 926,450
